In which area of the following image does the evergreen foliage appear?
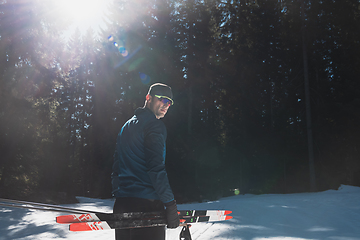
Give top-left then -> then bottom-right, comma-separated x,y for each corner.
0,0 -> 359,202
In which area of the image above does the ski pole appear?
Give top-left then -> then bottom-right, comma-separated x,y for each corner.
0,198 -> 109,214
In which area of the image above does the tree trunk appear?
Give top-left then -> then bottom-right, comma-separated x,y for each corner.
301,0 -> 316,192
188,83 -> 193,136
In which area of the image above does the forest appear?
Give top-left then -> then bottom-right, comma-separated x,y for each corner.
0,0 -> 359,204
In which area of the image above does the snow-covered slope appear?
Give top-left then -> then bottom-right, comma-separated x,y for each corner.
1,185 -> 360,240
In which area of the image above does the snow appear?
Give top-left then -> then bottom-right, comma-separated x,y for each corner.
1,185 -> 360,240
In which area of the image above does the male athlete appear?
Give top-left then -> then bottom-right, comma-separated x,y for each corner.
112,83 -> 179,240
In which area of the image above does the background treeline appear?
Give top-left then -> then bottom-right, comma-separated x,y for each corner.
0,0 -> 359,203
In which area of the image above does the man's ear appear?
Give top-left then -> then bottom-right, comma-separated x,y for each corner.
146,94 -> 151,101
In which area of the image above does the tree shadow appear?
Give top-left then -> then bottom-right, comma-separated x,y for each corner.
0,207 -> 68,239
0,198 -> 114,239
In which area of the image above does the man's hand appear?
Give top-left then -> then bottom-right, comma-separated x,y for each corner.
164,200 -> 180,228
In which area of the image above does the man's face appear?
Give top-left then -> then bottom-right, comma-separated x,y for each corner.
147,95 -> 171,119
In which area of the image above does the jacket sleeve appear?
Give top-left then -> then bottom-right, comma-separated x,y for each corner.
144,120 -> 174,203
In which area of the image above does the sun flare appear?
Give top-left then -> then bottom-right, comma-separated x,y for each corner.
54,0 -> 112,35
56,0 -> 100,21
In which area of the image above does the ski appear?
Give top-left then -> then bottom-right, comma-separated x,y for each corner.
57,210 -> 232,224
181,214 -> 233,224
70,219 -> 167,231
69,215 -> 233,232
57,211 -> 164,224
179,210 -> 232,217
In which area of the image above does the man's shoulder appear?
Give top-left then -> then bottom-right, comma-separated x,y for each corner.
134,107 -> 154,119
145,117 -> 166,133
133,108 -> 166,132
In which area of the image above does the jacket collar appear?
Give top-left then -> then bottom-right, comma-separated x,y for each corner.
134,107 -> 156,119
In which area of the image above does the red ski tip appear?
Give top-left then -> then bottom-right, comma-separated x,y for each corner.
57,215 -> 76,224
70,223 -> 93,232
225,216 -> 233,220
224,210 -> 232,215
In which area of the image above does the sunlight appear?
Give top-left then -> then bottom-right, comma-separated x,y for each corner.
54,0 -> 113,36
56,0 -> 100,21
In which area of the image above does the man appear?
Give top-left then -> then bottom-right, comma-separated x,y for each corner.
112,83 -> 180,240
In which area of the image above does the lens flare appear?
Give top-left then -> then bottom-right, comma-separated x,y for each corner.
139,72 -> 151,84
119,47 -> 128,57
121,50 -> 129,57
129,57 -> 145,71
108,34 -> 143,69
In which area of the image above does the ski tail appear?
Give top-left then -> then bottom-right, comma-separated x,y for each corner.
180,215 -> 233,224
178,210 -> 232,217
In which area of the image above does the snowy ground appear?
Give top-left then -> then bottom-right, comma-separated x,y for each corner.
1,185 -> 360,240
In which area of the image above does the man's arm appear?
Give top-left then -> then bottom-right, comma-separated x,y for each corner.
144,120 -> 179,228
144,120 -> 174,203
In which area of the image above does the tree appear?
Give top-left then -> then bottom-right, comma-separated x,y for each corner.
0,0 -> 65,197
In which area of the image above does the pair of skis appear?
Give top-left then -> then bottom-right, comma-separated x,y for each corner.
0,198 -> 232,232
57,210 -> 233,231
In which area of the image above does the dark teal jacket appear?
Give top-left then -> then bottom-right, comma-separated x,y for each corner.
111,107 -> 174,204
